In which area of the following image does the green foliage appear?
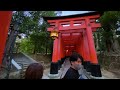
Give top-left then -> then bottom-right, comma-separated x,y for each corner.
99,11 -> 120,52
98,28 -> 107,51
19,38 -> 34,54
11,11 -> 56,54
29,32 -> 46,52
100,11 -> 120,30
12,11 -> 56,35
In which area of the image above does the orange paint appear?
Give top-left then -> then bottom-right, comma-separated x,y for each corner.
0,11 -> 12,65
83,30 -> 90,61
85,18 -> 98,64
58,33 -> 61,60
52,38 -> 58,63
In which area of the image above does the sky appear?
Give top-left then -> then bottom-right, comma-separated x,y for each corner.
61,11 -> 92,16
21,11 -> 93,17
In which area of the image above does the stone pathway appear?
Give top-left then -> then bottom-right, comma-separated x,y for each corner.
101,69 -> 120,79
42,58 -> 90,79
42,58 -> 120,79
1,53 -> 120,79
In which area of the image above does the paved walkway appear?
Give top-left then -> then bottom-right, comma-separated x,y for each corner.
42,58 -> 118,79
1,53 -> 117,79
14,54 -> 120,79
42,58 -> 90,79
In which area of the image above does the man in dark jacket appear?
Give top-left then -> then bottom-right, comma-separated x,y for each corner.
63,53 -> 84,79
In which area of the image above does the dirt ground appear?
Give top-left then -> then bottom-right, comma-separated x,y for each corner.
1,53 -> 119,79
29,54 -> 120,79
100,68 -> 120,79
42,66 -> 120,79
1,64 -> 120,79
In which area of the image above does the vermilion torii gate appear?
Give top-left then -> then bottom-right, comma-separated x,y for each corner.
0,11 -> 12,65
43,11 -> 103,78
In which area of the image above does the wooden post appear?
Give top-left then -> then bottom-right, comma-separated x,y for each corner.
85,18 -> 98,64
0,11 -> 12,65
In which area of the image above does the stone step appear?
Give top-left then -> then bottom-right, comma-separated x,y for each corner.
16,62 -> 29,65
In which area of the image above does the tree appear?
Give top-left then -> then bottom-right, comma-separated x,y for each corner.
28,11 -> 56,54
11,11 -> 56,54
99,11 -> 120,53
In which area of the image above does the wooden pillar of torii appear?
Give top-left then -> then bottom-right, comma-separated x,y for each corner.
43,11 -> 103,78
0,11 -> 12,66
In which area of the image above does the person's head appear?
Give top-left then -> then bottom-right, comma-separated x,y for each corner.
25,63 -> 44,79
69,53 -> 83,70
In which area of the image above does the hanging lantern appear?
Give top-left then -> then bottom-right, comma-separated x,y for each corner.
50,27 -> 58,40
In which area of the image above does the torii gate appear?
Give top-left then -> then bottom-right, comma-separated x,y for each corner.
0,11 -> 103,78
0,11 -> 12,66
43,11 -> 103,78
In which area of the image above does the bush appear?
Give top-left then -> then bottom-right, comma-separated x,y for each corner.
19,38 -> 34,54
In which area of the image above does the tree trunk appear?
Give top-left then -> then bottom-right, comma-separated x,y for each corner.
93,33 -> 97,49
45,47 -> 47,55
33,44 -> 36,54
45,37 -> 48,55
106,40 -> 111,52
96,33 -> 99,50
45,41 -> 47,55
111,29 -> 120,53
112,39 -> 120,53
